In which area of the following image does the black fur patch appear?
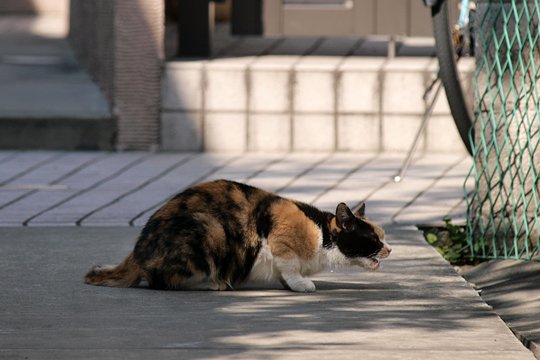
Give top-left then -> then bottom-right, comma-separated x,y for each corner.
336,219 -> 382,258
294,201 -> 334,248
254,195 -> 280,238
231,180 -> 258,199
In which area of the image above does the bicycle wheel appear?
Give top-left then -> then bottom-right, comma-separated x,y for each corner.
431,0 -> 474,155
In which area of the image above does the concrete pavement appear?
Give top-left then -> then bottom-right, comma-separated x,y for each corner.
462,260 -> 540,358
0,150 -> 536,358
0,225 -> 534,359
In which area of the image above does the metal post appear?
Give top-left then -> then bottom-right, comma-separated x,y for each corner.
231,0 -> 263,35
177,0 -> 213,57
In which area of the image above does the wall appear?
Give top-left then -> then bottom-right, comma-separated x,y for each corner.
162,55 -> 473,153
69,0 -> 164,150
263,0 -> 460,37
69,0 -> 115,106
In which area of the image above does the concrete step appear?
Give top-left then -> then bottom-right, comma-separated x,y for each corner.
0,15 -> 115,150
162,54 -> 474,153
0,0 -> 68,15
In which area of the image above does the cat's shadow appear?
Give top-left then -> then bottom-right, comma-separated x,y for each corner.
134,279 -> 396,292
313,280 -> 392,291
234,280 -> 396,292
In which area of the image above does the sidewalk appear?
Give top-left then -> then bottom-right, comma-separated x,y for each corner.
461,260 -> 540,358
0,150 -> 536,359
0,151 -> 471,227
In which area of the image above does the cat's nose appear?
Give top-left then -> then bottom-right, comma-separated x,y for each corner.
381,244 -> 392,257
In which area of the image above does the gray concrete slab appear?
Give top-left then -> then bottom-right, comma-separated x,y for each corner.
363,154 -> 465,224
313,153 -> 404,212
0,226 -> 534,359
14,153 -> 150,226
393,156 -> 473,225
278,153 -> 374,205
0,151 -> 61,184
247,153 -> 331,193
0,151 -> 472,227
81,154 -> 236,226
461,260 -> 540,358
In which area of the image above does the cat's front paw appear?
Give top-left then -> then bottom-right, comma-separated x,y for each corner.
286,278 -> 316,293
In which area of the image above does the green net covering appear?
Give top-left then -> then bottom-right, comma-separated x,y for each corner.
467,0 -> 540,260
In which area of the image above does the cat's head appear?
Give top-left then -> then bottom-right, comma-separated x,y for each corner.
331,202 -> 391,270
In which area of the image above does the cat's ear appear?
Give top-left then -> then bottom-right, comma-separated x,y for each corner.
335,203 -> 356,232
355,202 -> 366,217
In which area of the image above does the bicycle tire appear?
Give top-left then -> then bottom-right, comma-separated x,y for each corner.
431,0 -> 474,155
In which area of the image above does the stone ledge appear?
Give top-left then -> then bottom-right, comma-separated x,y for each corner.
162,57 -> 474,153
0,117 -> 116,150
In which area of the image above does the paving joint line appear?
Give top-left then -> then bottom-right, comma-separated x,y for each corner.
274,153 -> 334,194
302,37 -> 326,56
351,153 -> 426,212
75,153 -> 198,226
128,154 -> 242,226
22,153 -> 152,226
0,152 -> 65,186
0,152 -> 108,212
310,153 -> 381,205
257,37 -> 286,56
214,36 -> 244,58
390,155 -> 468,225
243,153 -> 290,182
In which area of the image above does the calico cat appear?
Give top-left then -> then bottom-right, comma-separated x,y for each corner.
85,179 -> 391,292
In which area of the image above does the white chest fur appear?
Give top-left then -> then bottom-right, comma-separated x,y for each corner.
247,228 -> 351,283
247,239 -> 277,282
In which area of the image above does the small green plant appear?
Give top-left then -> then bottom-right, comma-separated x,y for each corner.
421,216 -> 478,265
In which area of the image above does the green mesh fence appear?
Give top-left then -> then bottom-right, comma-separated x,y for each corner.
467,0 -> 540,260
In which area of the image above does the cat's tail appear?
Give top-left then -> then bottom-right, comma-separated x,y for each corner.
84,252 -> 143,287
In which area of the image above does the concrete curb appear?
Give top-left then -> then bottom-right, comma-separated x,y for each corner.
461,260 -> 540,359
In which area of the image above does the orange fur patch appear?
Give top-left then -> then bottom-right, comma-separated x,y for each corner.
362,217 -> 385,240
268,200 -> 321,260
84,252 -> 142,287
329,216 -> 341,234
194,213 -> 226,251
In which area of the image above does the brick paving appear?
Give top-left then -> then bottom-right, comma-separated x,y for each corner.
0,151 -> 471,227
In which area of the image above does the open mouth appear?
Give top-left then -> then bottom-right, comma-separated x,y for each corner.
352,257 -> 382,270
368,258 -> 380,270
